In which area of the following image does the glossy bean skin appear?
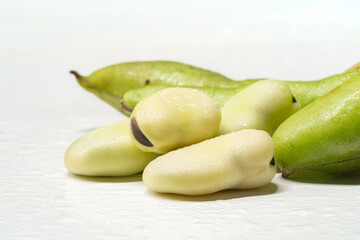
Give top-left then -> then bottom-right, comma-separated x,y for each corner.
64,120 -> 159,177
143,129 -> 276,195
219,80 -> 300,135
273,75 -> 360,177
130,87 -> 221,154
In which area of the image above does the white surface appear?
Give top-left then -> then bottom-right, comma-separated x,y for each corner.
1,1 -> 360,239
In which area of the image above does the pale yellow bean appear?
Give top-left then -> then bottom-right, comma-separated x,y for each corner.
143,129 -> 276,195
130,87 -> 221,154
64,120 -> 159,177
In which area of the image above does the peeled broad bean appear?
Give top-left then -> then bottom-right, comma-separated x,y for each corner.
130,87 -> 221,154
143,129 -> 276,195
64,120 -> 159,177
219,80 -> 300,135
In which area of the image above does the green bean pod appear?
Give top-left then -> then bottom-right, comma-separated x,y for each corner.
71,61 -> 360,116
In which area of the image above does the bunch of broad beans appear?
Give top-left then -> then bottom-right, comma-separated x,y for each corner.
65,61 -> 360,195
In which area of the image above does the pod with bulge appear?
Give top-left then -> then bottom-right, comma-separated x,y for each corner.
130,87 -> 221,154
219,80 -> 300,135
64,119 -> 159,177
143,129 -> 276,195
120,66 -> 360,114
123,84 -> 250,111
273,75 -> 360,177
70,61 -> 241,116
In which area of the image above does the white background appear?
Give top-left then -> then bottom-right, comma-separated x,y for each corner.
1,1 -> 360,239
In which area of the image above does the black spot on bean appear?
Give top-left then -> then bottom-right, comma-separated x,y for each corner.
131,117 -> 153,147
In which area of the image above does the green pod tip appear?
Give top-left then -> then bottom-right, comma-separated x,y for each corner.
70,70 -> 89,85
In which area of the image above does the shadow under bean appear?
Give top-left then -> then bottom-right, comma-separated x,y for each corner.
146,183 -> 278,202
67,172 -> 143,183
284,170 -> 360,185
